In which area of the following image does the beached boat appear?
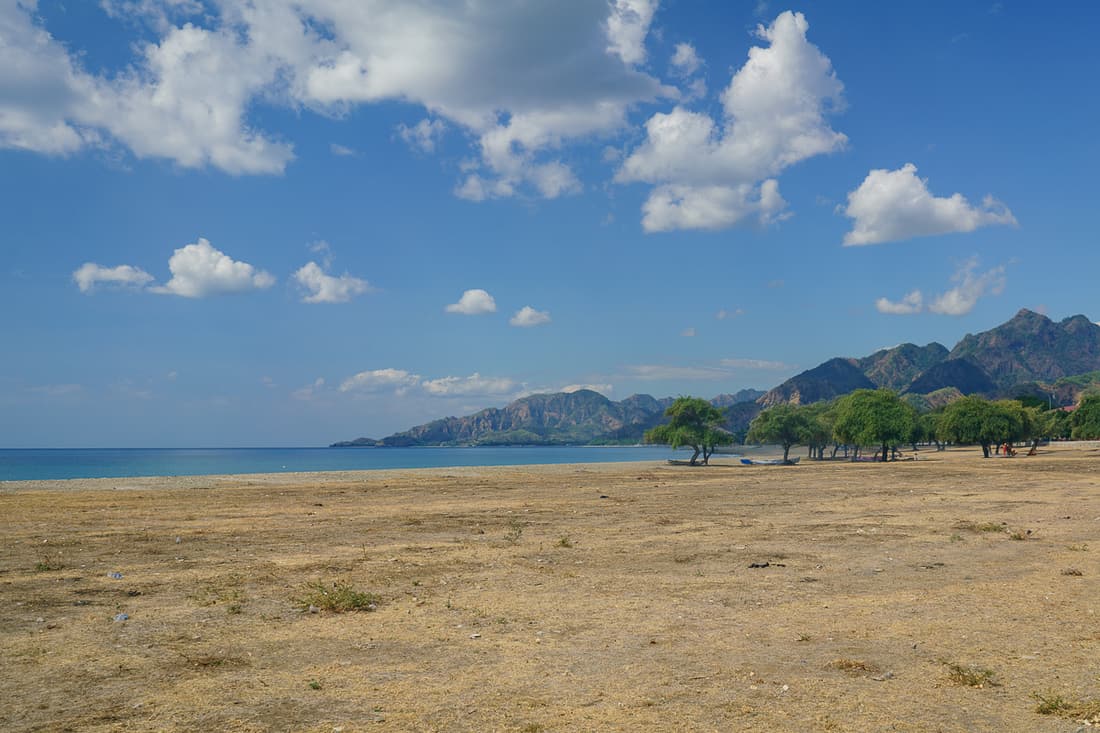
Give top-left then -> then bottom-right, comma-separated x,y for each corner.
740,457 -> 799,466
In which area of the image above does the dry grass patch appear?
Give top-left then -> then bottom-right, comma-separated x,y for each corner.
1033,692 -> 1100,724
828,659 -> 880,676
943,661 -> 997,688
298,581 -> 379,613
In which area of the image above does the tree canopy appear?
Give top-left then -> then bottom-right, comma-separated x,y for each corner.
746,404 -> 810,462
1072,394 -> 1100,439
832,389 -> 915,462
644,397 -> 730,465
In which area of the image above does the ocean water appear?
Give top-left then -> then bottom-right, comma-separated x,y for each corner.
0,446 -> 682,482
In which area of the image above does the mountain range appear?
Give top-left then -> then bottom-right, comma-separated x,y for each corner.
332,309 -> 1100,447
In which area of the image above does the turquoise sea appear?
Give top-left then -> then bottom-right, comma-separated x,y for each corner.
0,446 -> 681,482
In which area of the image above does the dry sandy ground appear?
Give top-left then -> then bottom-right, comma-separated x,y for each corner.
2,445 -> 1099,732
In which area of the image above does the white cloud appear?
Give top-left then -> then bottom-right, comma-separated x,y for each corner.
446,289 -> 497,315
339,369 -> 421,395
396,118 -> 446,153
606,0 -> 658,65
2,1 -> 671,186
716,308 -> 745,320
928,258 -> 1006,316
421,373 -> 519,396
330,143 -> 356,157
293,261 -> 370,304
875,290 -> 924,315
510,306 -> 551,328
149,238 -> 274,298
625,364 -> 732,380
292,377 -> 325,400
561,383 -> 614,395
73,263 -> 154,293
617,11 -> 846,232
842,163 -> 1017,246
681,327 -> 696,337
720,358 -> 791,370
670,42 -> 702,76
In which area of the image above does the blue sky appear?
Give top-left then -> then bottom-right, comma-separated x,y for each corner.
2,0 -> 1098,447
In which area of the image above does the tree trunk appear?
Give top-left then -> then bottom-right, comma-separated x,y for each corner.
881,442 -> 888,462
981,443 -> 990,458
782,443 -> 791,462
690,447 -> 701,465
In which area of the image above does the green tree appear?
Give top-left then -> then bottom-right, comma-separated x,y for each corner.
644,397 -> 730,465
1071,394 -> 1100,439
937,396 -> 1028,457
746,403 -> 810,463
916,410 -> 947,451
800,402 -> 836,460
832,389 -> 915,462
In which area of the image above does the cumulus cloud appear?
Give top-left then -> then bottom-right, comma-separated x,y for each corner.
329,143 -> 356,157
446,289 -> 497,315
842,163 -> 1017,246
73,263 -> 154,293
421,373 -> 519,396
509,306 -> 551,328
149,238 -> 274,298
339,369 -> 421,395
875,290 -> 924,315
716,308 -> 745,320
3,1 -> 671,187
396,118 -> 446,153
928,258 -> 1006,316
606,0 -> 658,65
681,327 -> 696,337
617,11 -> 846,232
876,259 -> 1006,316
293,261 -> 370,304
670,42 -> 702,76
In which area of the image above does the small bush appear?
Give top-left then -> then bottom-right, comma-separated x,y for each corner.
1033,692 -> 1100,722
557,535 -> 573,548
943,662 -> 996,688
299,581 -> 379,613
504,520 -> 525,544
828,659 -> 879,675
955,520 -> 1005,533
34,555 -> 63,572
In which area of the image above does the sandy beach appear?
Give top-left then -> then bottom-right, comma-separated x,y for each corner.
2,445 -> 1099,732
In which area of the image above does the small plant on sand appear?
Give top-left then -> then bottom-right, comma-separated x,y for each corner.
504,519 -> 525,544
955,520 -> 1005,533
308,679 -> 322,690
1033,692 -> 1100,722
828,659 -> 880,675
1008,529 -> 1029,541
557,535 -> 573,548
943,661 -> 997,688
1061,567 -> 1083,576
33,555 -> 63,572
299,581 -> 379,613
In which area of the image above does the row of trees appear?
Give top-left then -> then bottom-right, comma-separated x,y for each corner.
643,392 -> 1100,465
748,390 -> 1100,461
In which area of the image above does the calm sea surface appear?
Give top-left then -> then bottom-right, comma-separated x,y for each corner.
0,446 -> 683,481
